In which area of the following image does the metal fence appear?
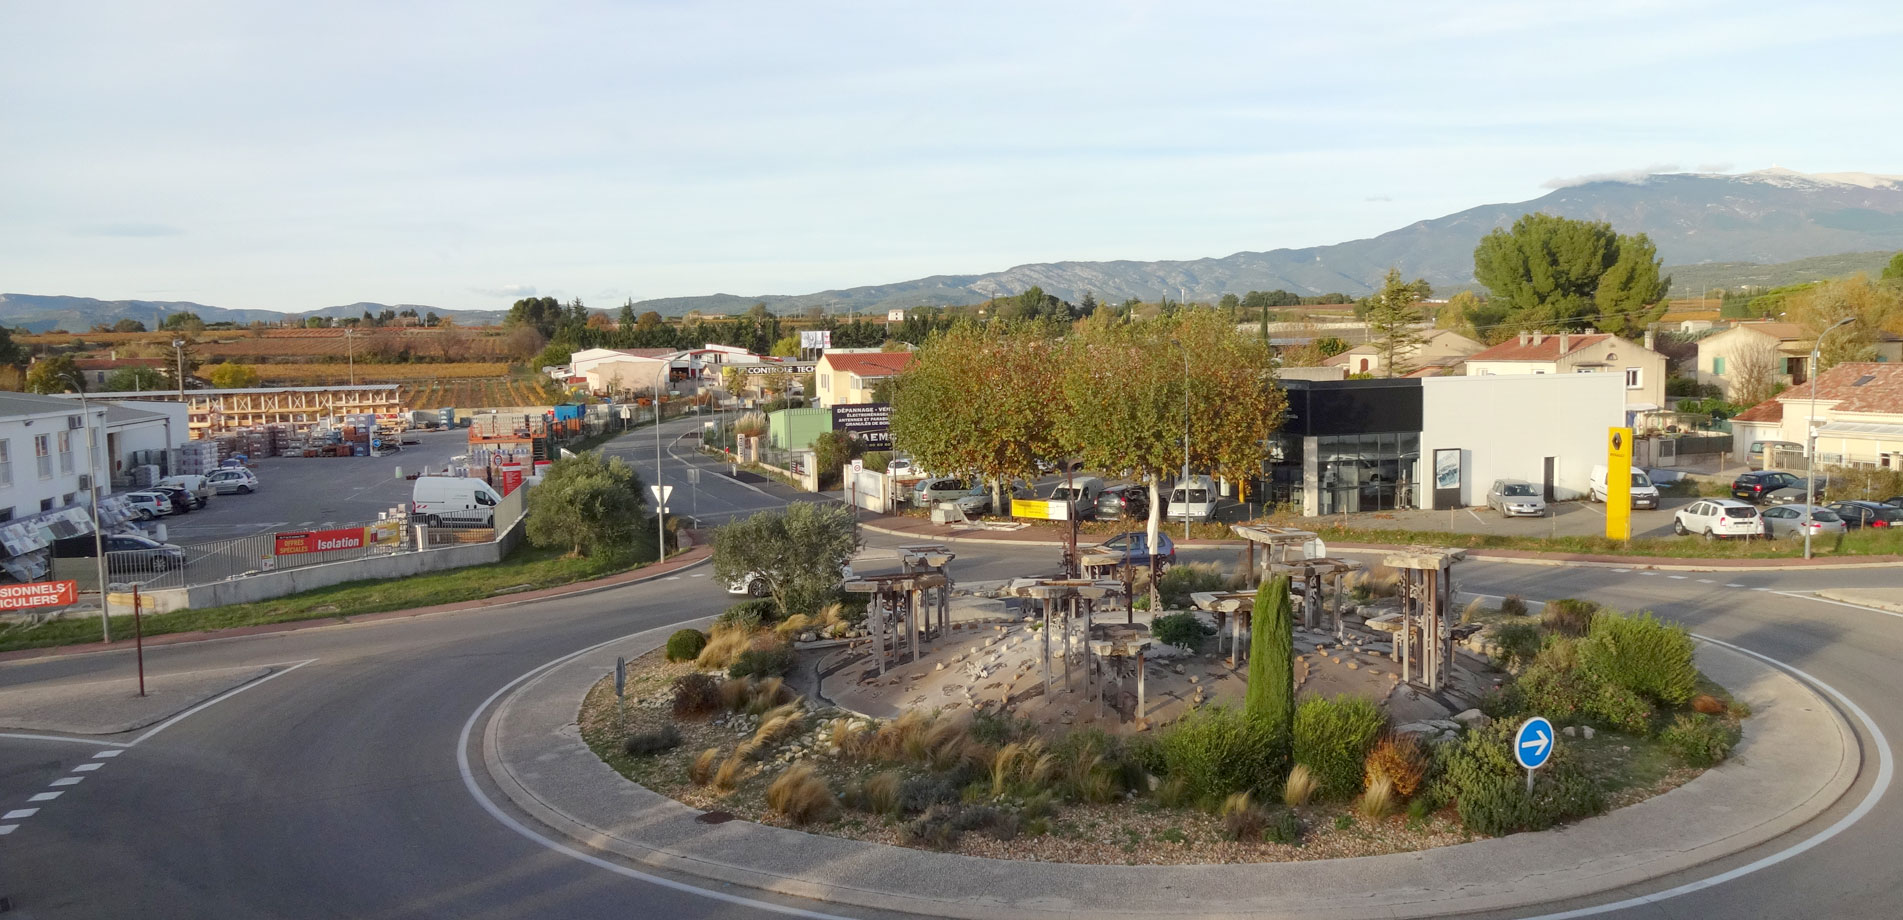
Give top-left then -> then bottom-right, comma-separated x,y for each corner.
55,524 -> 416,592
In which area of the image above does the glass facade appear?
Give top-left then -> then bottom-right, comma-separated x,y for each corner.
1316,431 -> 1420,514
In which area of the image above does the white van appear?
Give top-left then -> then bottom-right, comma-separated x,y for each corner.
412,476 -> 503,527
1165,475 -> 1219,523
1049,476 -> 1105,519
1591,465 -> 1661,510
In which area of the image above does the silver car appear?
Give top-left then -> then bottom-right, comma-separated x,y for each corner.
1759,504 -> 1847,540
1485,479 -> 1547,518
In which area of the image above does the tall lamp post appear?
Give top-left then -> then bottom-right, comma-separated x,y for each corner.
1805,317 -> 1855,560
1171,337 -> 1190,543
68,374 -> 112,643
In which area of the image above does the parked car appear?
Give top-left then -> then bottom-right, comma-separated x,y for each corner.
206,468 -> 260,494
157,475 -> 213,508
1826,500 -> 1903,530
946,481 -> 1035,516
104,533 -> 187,573
729,563 -> 856,597
123,490 -> 174,520
1884,496 -> 1903,508
1164,475 -> 1219,523
1590,465 -> 1660,509
911,476 -> 973,507
1048,477 -> 1105,520
1731,471 -> 1822,505
1095,484 -> 1149,521
1485,479 -> 1548,518
1747,440 -> 1805,471
149,484 -> 196,515
1089,531 -> 1176,568
1673,499 -> 1764,540
885,456 -> 915,476
1761,504 -> 1848,540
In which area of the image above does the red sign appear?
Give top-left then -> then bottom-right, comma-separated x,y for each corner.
500,464 -> 524,496
0,580 -> 78,611
274,527 -> 369,556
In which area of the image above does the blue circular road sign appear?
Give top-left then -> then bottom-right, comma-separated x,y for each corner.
1514,716 -> 1556,770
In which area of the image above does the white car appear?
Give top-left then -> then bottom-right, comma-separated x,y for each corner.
124,491 -> 174,520
206,468 -> 260,494
1673,499 -> 1764,541
728,564 -> 856,597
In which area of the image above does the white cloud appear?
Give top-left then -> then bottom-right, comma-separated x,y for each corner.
1541,165 -> 1682,189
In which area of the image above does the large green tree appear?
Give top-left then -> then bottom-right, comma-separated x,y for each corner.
1472,214 -> 1669,336
889,320 -> 1062,511
24,355 -> 82,394
104,366 -> 168,390
1364,268 -> 1427,376
525,452 -> 649,558
1787,275 -> 1903,371
711,503 -> 862,617
1882,252 -> 1903,286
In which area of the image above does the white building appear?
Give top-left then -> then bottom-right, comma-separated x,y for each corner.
0,392 -> 163,583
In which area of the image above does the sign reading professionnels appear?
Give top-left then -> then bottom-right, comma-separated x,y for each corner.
832,403 -> 892,449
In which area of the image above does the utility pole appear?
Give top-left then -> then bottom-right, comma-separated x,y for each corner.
656,392 -> 666,560
70,375 -> 112,643
346,328 -> 356,385
172,338 -> 186,400
1805,317 -> 1855,560
1182,342 -> 1191,544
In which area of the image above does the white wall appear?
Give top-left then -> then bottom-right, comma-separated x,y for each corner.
1419,374 -> 1625,509
0,404 -> 108,521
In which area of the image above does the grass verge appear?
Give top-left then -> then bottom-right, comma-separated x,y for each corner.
1311,523 -> 1903,559
0,544 -> 647,654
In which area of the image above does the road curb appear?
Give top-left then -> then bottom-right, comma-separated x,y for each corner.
477,627 -> 1861,920
860,519 -> 1903,572
0,548 -> 713,666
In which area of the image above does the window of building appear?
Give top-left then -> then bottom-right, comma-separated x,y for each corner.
62,492 -> 75,506
57,430 -> 74,474
1312,431 -> 1421,515
1625,367 -> 1642,389
1712,356 -> 1726,375
41,497 -> 55,512
818,374 -> 830,390
35,434 -> 52,479
0,439 -> 9,488
0,507 -> 13,523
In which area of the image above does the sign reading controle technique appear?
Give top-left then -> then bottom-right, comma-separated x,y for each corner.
0,580 -> 78,611
831,403 -> 893,449
274,527 -> 371,556
742,363 -> 815,376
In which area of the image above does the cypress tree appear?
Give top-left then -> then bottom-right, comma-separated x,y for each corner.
1245,574 -> 1296,757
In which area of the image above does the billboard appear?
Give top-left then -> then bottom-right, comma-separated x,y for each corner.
1605,427 -> 1634,540
1012,499 -> 1069,521
274,527 -> 369,556
831,403 -> 892,449
798,330 -> 832,350
0,580 -> 77,611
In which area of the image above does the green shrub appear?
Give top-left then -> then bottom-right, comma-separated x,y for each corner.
1660,714 -> 1741,767
1292,696 -> 1386,799
1578,611 -> 1697,706
1264,808 -> 1302,845
1435,721 -> 1604,836
1245,576 -> 1295,761
670,672 -> 722,720
623,724 -> 682,757
1500,595 -> 1528,617
1491,622 -> 1543,670
1151,612 -> 1210,651
665,628 -> 708,662
729,643 -> 796,679
1156,563 -> 1229,610
1156,706 -> 1285,805
1542,599 -> 1599,638
716,598 -> 781,629
1589,682 -> 1654,735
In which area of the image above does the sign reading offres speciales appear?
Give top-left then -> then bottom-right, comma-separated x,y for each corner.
273,527 -> 371,556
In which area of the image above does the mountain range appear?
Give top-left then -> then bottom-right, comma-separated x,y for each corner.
7,168 -> 1901,330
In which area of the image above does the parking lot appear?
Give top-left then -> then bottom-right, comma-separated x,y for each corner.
152,429 -> 474,543
1311,494 -> 1700,540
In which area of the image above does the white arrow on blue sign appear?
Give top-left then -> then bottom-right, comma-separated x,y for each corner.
1514,716 -> 1556,770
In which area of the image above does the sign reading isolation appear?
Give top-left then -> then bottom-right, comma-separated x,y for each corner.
0,580 -> 77,611
832,403 -> 893,448
274,527 -> 371,556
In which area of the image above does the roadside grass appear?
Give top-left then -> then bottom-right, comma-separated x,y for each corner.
1309,523 -> 1903,559
0,545 -> 646,654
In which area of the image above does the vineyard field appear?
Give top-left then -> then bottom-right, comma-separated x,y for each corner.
401,377 -> 561,409
253,362 -> 511,384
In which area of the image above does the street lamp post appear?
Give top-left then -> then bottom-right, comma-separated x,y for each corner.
1182,342 -> 1190,544
1805,317 -> 1856,560
172,338 -> 186,401
656,391 -> 666,560
346,328 -> 356,385
69,374 -> 112,643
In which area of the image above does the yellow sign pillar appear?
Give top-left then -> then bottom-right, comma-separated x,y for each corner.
1606,427 -> 1634,540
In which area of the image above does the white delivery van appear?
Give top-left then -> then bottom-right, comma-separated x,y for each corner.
412,476 -> 503,527
1165,475 -> 1219,523
1591,465 -> 1661,510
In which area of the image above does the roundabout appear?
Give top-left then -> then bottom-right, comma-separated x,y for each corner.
1,446 -> 1900,920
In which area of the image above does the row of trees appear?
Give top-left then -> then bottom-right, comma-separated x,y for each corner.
889,309 -> 1286,562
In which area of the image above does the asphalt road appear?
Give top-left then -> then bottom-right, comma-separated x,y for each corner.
4,464 -> 1903,917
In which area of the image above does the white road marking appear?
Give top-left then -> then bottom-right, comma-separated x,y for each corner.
1521,633 -> 1892,920
72,763 -> 102,772
93,750 -> 122,758
0,733 -> 130,749
1727,583 -> 1746,588
50,777 -> 82,787
1611,568 -> 1631,573
28,791 -> 61,802
1697,579 -> 1715,584
3,808 -> 39,819
1753,587 -> 1771,591
1636,571 -> 1656,576
689,573 -> 708,578
1667,575 -> 1688,579
0,824 -> 16,835
664,576 -> 681,581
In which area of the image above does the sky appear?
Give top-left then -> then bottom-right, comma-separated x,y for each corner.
3,1 -> 1901,313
